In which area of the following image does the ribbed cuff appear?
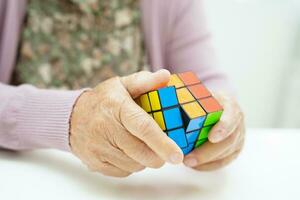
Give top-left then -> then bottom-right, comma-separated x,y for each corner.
14,85 -> 88,152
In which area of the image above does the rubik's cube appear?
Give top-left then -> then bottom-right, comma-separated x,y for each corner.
136,71 -> 223,155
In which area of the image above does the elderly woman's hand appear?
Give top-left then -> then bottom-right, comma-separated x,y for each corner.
183,93 -> 245,171
69,70 -> 184,177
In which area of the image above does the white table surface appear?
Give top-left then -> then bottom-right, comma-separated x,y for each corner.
1,129 -> 300,200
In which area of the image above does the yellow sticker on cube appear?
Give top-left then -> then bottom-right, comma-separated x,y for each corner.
153,111 -> 166,131
140,94 -> 151,112
148,91 -> 161,111
176,88 -> 195,104
182,101 -> 206,119
167,74 -> 184,88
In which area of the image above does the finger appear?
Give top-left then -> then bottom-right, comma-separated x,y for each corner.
91,144 -> 146,173
88,160 -> 131,177
183,123 -> 241,167
119,98 -> 184,164
208,95 -> 243,143
203,134 -> 244,165
192,150 -> 241,171
214,126 -> 245,161
216,117 -> 246,160
115,130 -> 165,168
121,70 -> 171,98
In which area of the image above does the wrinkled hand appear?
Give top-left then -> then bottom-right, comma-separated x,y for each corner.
183,92 -> 245,171
70,70 -> 184,177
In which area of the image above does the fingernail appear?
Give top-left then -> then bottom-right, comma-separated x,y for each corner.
210,129 -> 226,143
184,158 -> 198,167
168,152 -> 183,164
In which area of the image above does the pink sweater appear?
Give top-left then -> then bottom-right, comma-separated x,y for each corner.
0,0 -> 231,151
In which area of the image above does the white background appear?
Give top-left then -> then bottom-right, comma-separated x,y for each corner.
204,0 -> 300,128
1,129 -> 299,200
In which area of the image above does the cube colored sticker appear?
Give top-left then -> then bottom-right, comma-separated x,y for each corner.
182,143 -> 195,155
153,111 -> 166,131
148,91 -> 161,111
167,74 -> 184,88
198,126 -> 213,140
178,71 -> 201,86
195,138 -> 208,148
188,84 -> 211,99
168,128 -> 188,148
186,130 -> 200,144
176,87 -> 195,104
140,94 -> 151,112
163,107 -> 183,130
158,86 -> 178,108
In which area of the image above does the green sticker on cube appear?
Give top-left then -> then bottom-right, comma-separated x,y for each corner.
204,111 -> 223,126
198,126 -> 213,140
195,138 -> 207,148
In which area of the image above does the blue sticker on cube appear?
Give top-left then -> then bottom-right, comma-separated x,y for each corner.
186,130 -> 200,144
181,143 -> 195,155
163,107 -> 183,130
158,86 -> 178,108
186,116 -> 205,132
168,128 -> 188,148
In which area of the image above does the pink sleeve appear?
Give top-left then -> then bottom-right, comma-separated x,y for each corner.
0,83 -> 86,151
166,0 -> 232,92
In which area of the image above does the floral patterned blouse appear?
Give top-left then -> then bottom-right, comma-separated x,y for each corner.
14,0 -> 147,89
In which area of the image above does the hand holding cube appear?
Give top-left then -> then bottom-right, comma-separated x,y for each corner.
70,70 -> 184,177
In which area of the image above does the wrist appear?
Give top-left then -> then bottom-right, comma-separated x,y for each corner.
69,89 -> 93,152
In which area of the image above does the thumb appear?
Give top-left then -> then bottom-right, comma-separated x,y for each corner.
121,70 -> 171,98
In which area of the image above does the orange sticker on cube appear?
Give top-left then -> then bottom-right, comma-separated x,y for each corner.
199,97 -> 223,113
188,84 -> 211,99
178,72 -> 200,86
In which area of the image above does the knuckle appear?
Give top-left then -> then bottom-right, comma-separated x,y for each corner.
136,118 -> 153,137
125,109 -> 153,137
104,95 -> 124,112
127,110 -> 143,121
